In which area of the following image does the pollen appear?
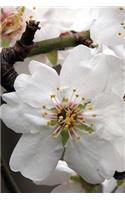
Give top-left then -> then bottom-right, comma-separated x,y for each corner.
44,112 -> 48,116
87,104 -> 93,110
29,16 -> 33,20
51,95 -> 56,99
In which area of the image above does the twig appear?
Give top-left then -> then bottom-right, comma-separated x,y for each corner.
0,20 -> 40,92
28,30 -> 92,56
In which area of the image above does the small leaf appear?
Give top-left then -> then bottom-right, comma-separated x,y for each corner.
47,50 -> 58,65
70,175 -> 81,183
117,179 -> 125,186
61,128 -> 69,146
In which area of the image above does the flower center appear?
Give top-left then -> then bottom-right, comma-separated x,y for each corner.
41,88 -> 96,142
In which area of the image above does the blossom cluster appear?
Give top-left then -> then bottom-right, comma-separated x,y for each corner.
1,7 -> 125,193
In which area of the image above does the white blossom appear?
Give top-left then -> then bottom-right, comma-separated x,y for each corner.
1,45 -> 125,184
90,7 -> 125,47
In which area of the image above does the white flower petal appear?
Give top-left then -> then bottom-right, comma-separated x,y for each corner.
34,160 -> 76,186
64,132 -> 121,184
71,8 -> 98,32
102,178 -> 117,193
10,128 -> 63,181
1,92 -> 45,134
90,7 -> 125,46
51,182 -> 83,193
60,45 -> 93,92
104,55 -> 125,98
14,61 -> 60,108
90,91 -> 125,139
61,45 -> 110,98
111,44 -> 125,60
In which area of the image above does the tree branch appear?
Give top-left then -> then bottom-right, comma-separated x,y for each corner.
1,20 -> 40,92
28,30 -> 92,56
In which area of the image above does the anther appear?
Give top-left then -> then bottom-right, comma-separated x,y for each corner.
58,116 -> 64,121
119,7 -> 124,10
92,114 -> 96,117
73,89 -> 76,92
42,105 -> 46,109
29,16 -> 33,20
118,32 -> 122,36
51,95 -> 56,99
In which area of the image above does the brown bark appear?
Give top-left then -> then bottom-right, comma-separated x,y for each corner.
1,20 -> 40,92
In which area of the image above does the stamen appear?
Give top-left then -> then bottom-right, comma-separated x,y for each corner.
52,125 -> 63,138
68,128 -> 80,140
50,95 -> 63,110
58,116 -> 64,122
42,111 -> 57,119
87,103 -> 93,111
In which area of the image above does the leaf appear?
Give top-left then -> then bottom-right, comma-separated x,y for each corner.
61,128 -> 69,146
47,50 -> 58,65
1,39 -> 10,48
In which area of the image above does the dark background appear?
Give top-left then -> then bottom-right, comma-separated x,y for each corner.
1,121 -> 55,193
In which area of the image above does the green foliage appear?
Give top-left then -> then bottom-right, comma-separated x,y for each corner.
61,128 -> 69,146
47,50 -> 58,65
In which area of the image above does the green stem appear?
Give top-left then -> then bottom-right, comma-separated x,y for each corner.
28,30 -> 91,57
1,157 -> 20,193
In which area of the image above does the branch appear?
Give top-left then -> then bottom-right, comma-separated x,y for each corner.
28,30 -> 92,56
1,20 -> 40,92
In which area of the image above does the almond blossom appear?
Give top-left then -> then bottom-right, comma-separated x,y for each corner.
0,7 -> 25,45
1,45 -> 125,184
90,7 -> 125,46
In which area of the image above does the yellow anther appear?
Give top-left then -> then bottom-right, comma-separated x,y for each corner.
118,32 -> 122,36
51,95 -> 56,99
119,7 -> 124,10
59,116 -> 63,121
92,114 -> 96,117
63,97 -> 68,102
29,15 -> 33,20
73,89 -> 76,92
